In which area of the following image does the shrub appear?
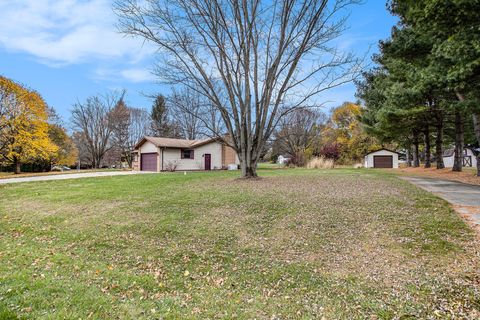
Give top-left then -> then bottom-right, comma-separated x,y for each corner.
306,157 -> 334,169
319,143 -> 340,161
165,160 -> 178,172
291,151 -> 307,167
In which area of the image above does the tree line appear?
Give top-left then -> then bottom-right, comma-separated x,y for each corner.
0,75 -> 224,173
266,102 -> 380,166
356,0 -> 480,175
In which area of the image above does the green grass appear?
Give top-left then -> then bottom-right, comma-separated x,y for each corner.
0,168 -> 478,319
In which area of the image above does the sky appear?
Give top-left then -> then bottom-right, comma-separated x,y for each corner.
0,0 -> 398,125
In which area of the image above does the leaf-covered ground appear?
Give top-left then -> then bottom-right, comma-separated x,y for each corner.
0,169 -> 479,319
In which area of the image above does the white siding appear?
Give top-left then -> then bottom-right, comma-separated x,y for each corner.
364,150 -> 399,168
139,141 -> 158,153
443,156 -> 454,168
443,149 -> 477,168
161,142 -> 224,171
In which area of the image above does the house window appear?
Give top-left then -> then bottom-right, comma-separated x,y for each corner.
181,149 -> 194,159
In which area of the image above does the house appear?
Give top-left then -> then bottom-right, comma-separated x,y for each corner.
364,149 -> 399,168
442,147 -> 477,168
277,155 -> 291,164
132,136 -> 240,172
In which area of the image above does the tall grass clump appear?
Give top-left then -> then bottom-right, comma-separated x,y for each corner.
306,157 -> 334,169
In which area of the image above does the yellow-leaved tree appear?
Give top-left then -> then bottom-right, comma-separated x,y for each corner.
0,76 -> 58,174
322,102 -> 380,164
48,122 -> 78,167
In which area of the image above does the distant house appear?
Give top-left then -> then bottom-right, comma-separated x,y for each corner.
132,136 -> 239,172
277,155 -> 291,164
442,147 -> 477,168
364,149 -> 399,168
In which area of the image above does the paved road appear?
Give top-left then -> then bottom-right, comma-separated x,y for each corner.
0,171 -> 148,185
402,176 -> 480,225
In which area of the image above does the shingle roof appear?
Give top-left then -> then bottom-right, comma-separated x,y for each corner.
134,136 -> 218,150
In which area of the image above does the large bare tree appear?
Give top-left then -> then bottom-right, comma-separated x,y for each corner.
115,0 -> 360,177
71,93 -> 121,168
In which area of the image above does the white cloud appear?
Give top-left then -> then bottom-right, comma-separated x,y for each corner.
120,68 -> 156,83
0,0 -> 154,66
93,67 -> 156,83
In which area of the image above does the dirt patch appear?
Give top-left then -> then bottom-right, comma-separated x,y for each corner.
397,167 -> 480,185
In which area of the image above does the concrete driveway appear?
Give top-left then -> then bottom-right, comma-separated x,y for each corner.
0,170 -> 149,185
402,176 -> 480,225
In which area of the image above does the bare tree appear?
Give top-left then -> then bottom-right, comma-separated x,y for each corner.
71,93 -> 120,168
169,87 -> 204,139
273,108 -> 325,165
72,131 -> 93,168
126,107 -> 150,165
116,0 -> 361,177
169,86 -> 224,139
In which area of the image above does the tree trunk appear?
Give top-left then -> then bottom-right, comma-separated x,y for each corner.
473,113 -> 480,176
240,152 -> 258,178
413,131 -> 420,167
406,148 -> 412,167
95,156 -> 102,169
435,110 -> 445,169
14,157 -> 21,174
424,125 -> 431,168
452,108 -> 464,172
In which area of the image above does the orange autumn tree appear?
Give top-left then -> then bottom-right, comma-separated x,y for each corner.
0,76 -> 57,174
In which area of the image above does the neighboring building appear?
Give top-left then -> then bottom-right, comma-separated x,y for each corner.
364,149 -> 399,168
132,136 -> 239,172
442,147 -> 477,168
277,155 -> 291,165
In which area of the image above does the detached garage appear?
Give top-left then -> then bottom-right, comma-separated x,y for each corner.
364,149 -> 399,169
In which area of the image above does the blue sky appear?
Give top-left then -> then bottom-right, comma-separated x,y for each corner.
0,0 -> 397,125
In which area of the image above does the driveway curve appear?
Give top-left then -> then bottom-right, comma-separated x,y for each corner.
402,176 -> 480,226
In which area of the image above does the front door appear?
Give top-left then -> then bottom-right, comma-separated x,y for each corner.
204,154 -> 211,170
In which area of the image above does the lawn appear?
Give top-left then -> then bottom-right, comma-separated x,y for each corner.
0,168 -> 479,319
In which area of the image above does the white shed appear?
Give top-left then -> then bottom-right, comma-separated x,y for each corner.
277,155 -> 291,164
442,147 -> 477,168
364,149 -> 399,168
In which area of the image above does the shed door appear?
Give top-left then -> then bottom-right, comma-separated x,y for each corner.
373,155 -> 393,168
141,153 -> 157,171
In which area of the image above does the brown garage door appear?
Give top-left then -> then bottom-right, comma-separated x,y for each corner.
141,153 -> 157,171
373,155 -> 393,168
